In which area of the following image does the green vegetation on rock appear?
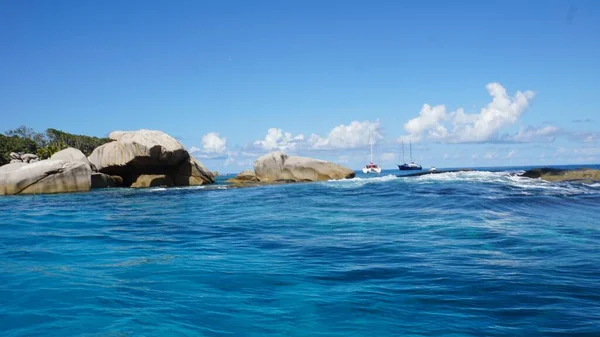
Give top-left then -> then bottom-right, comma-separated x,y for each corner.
0,126 -> 111,165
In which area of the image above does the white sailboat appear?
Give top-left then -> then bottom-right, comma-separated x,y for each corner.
362,133 -> 382,174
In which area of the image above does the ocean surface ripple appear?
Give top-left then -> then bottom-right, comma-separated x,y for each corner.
1,167 -> 600,336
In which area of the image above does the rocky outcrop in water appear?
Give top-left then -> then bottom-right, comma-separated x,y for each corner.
1,129 -> 215,195
88,129 -> 214,188
520,168 -> 600,183
130,174 -> 174,188
171,157 -> 215,186
254,152 -> 355,182
226,170 -> 259,185
228,152 -> 355,186
91,173 -> 123,188
88,129 -> 188,175
0,159 -> 91,195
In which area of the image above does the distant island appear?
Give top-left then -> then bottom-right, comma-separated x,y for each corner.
1,126 -> 599,196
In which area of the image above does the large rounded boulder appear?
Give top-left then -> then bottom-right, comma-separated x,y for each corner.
0,159 -> 91,195
253,152 -> 355,182
226,170 -> 259,186
88,129 -> 188,176
87,129 -> 214,188
171,157 -> 214,186
51,147 -> 92,170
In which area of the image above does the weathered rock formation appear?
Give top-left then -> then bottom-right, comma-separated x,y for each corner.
9,152 -> 40,164
88,129 -> 188,175
228,152 -> 355,186
130,174 -> 174,188
520,168 -> 600,183
88,129 -> 213,188
91,173 -> 123,188
1,130 -> 214,194
254,152 -> 355,182
51,147 -> 91,169
226,170 -> 259,185
0,159 -> 91,195
0,162 -> 28,173
171,157 -> 214,186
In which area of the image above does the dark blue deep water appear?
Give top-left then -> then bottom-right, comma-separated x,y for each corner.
1,167 -> 600,336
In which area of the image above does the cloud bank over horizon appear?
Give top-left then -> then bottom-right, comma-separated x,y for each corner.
399,82 -> 545,143
188,82 -> 598,170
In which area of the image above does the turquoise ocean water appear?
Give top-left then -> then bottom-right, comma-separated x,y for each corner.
1,166 -> 599,336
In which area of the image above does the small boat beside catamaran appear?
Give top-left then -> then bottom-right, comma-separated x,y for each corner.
398,140 -> 422,171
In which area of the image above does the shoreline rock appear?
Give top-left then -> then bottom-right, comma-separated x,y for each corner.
254,152 -> 355,182
91,173 -> 123,188
226,170 -> 259,186
88,129 -> 214,188
131,174 -> 174,188
88,129 -> 189,176
1,129 -> 215,195
51,147 -> 91,170
520,168 -> 600,183
228,152 -> 355,186
171,157 -> 214,186
0,159 -> 91,195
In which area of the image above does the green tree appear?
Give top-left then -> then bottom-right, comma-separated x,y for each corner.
45,128 -> 110,156
1,126 -> 111,165
5,125 -> 47,147
0,134 -> 38,165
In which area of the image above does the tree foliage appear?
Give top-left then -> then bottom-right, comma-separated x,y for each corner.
45,128 -> 110,156
0,134 -> 38,165
0,126 -> 111,165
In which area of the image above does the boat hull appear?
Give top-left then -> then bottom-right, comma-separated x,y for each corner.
398,164 -> 422,171
362,167 -> 382,174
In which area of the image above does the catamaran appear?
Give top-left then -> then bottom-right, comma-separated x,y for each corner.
398,140 -> 422,171
362,133 -> 381,174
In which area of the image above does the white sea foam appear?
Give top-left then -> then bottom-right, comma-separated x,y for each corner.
147,187 -> 168,192
413,170 -> 512,184
411,170 -> 598,195
145,185 -> 213,192
320,170 -> 599,196
322,174 -> 399,188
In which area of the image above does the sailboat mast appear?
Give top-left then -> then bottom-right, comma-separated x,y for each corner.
402,140 -> 405,163
410,141 -> 413,162
370,135 -> 374,163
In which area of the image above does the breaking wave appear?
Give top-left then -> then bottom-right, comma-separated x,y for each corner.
321,170 -> 600,196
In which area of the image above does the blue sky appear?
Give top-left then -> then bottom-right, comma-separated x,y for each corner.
1,0 -> 599,172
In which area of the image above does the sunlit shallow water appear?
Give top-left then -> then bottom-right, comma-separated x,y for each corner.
1,167 -> 599,336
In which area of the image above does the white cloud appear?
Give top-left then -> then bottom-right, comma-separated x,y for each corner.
202,132 -> 227,154
572,118 -> 593,123
190,132 -> 228,160
254,128 -> 304,151
309,120 -> 382,149
506,150 -> 517,158
337,155 -> 350,163
400,82 -> 536,143
380,152 -> 396,162
555,146 -> 600,163
484,151 -> 498,159
505,125 -> 560,142
568,131 -> 599,143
